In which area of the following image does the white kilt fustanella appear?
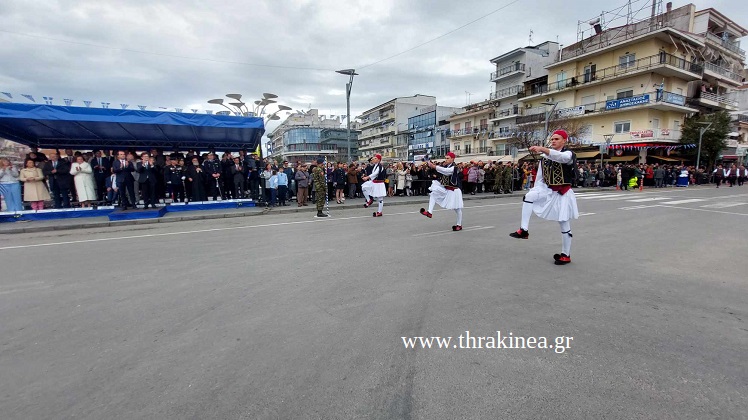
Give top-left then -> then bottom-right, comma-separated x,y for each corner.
362,180 -> 387,198
525,182 -> 578,222
428,181 -> 463,209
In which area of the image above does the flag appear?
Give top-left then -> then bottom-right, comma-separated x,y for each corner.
63,98 -> 74,106
43,96 -> 54,105
254,143 -> 262,159
84,100 -> 92,107
120,104 -> 129,109
1,92 -> 12,99
21,94 -> 35,102
137,105 -> 147,110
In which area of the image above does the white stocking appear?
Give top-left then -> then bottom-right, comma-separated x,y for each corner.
560,220 -> 572,255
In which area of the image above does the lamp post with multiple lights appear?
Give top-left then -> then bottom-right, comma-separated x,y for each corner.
207,93 -> 292,159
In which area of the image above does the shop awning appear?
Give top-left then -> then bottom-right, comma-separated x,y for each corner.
650,155 -> 685,162
574,150 -> 600,159
607,155 -> 639,162
0,102 -> 265,151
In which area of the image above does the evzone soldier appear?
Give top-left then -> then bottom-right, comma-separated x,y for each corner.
361,153 -> 387,217
509,129 -> 579,265
419,152 -> 464,231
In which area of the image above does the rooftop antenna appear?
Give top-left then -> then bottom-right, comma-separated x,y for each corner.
529,29 -> 534,45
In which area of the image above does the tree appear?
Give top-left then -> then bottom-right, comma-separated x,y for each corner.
680,111 -> 731,169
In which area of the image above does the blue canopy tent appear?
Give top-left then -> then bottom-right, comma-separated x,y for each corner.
0,102 -> 265,151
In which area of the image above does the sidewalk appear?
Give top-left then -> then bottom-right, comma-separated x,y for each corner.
0,188 -> 613,234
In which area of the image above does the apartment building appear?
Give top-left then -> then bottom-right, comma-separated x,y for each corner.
516,3 -> 746,164
267,109 -> 358,163
404,105 -> 461,161
356,95 -> 436,161
447,42 -> 559,162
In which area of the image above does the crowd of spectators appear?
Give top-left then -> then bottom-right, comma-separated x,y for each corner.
1,146 -> 746,212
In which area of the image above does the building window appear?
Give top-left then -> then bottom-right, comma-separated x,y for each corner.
454,144 -> 460,151
619,54 -> 636,69
614,121 -> 631,133
464,143 -> 471,154
616,88 -> 633,99
454,123 -> 460,132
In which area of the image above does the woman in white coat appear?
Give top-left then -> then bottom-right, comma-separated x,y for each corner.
70,155 -> 97,207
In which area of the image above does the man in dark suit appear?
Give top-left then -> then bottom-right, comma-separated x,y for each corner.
42,152 -> 73,208
112,150 -> 136,209
90,150 -> 111,202
136,152 -> 158,208
230,156 -> 245,199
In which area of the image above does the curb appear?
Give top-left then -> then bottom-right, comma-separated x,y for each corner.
0,188 -> 616,234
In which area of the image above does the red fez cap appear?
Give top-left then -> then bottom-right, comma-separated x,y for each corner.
552,129 -> 568,140
446,152 -> 456,159
374,154 -> 382,160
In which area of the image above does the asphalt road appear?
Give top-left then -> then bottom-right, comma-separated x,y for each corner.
1,186 -> 747,419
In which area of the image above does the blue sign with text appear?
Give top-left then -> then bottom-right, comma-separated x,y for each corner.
605,94 -> 650,110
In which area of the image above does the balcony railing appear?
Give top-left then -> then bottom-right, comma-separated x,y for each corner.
490,85 -> 524,100
478,147 -> 492,154
285,144 -> 339,152
494,107 -> 522,118
490,63 -> 526,80
695,91 -> 739,107
738,115 -> 748,123
517,91 -> 690,125
518,84 -> 548,99
625,128 -> 682,141
520,53 -> 702,99
701,32 -> 746,57
702,62 -> 743,83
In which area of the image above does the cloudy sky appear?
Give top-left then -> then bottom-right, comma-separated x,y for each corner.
1,0 -> 746,142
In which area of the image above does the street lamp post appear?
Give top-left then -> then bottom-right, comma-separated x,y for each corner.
696,121 -> 712,170
601,134 -> 614,173
336,69 -> 358,163
541,101 -> 560,144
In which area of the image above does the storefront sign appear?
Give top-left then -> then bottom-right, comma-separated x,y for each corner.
556,106 -> 585,118
605,94 -> 650,110
630,130 -> 654,139
663,92 -> 685,106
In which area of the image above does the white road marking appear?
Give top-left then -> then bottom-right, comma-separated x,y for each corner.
597,195 -> 649,201
578,212 -> 596,216
626,197 -> 674,203
577,194 -> 626,199
412,226 -> 495,237
659,199 -> 706,205
700,202 -> 747,209
619,205 -> 661,211
658,205 -> 748,217
0,203 -> 517,250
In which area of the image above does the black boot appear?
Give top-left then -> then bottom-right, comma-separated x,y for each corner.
316,210 -> 328,218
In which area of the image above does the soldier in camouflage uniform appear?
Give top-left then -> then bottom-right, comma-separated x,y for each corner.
312,157 -> 328,217
501,162 -> 513,194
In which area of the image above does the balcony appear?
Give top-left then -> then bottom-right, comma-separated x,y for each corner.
517,91 -> 696,125
691,91 -> 739,111
490,85 -> 524,100
701,32 -> 746,58
490,63 -> 526,81
519,53 -> 703,100
491,106 -> 522,121
702,62 -> 744,86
